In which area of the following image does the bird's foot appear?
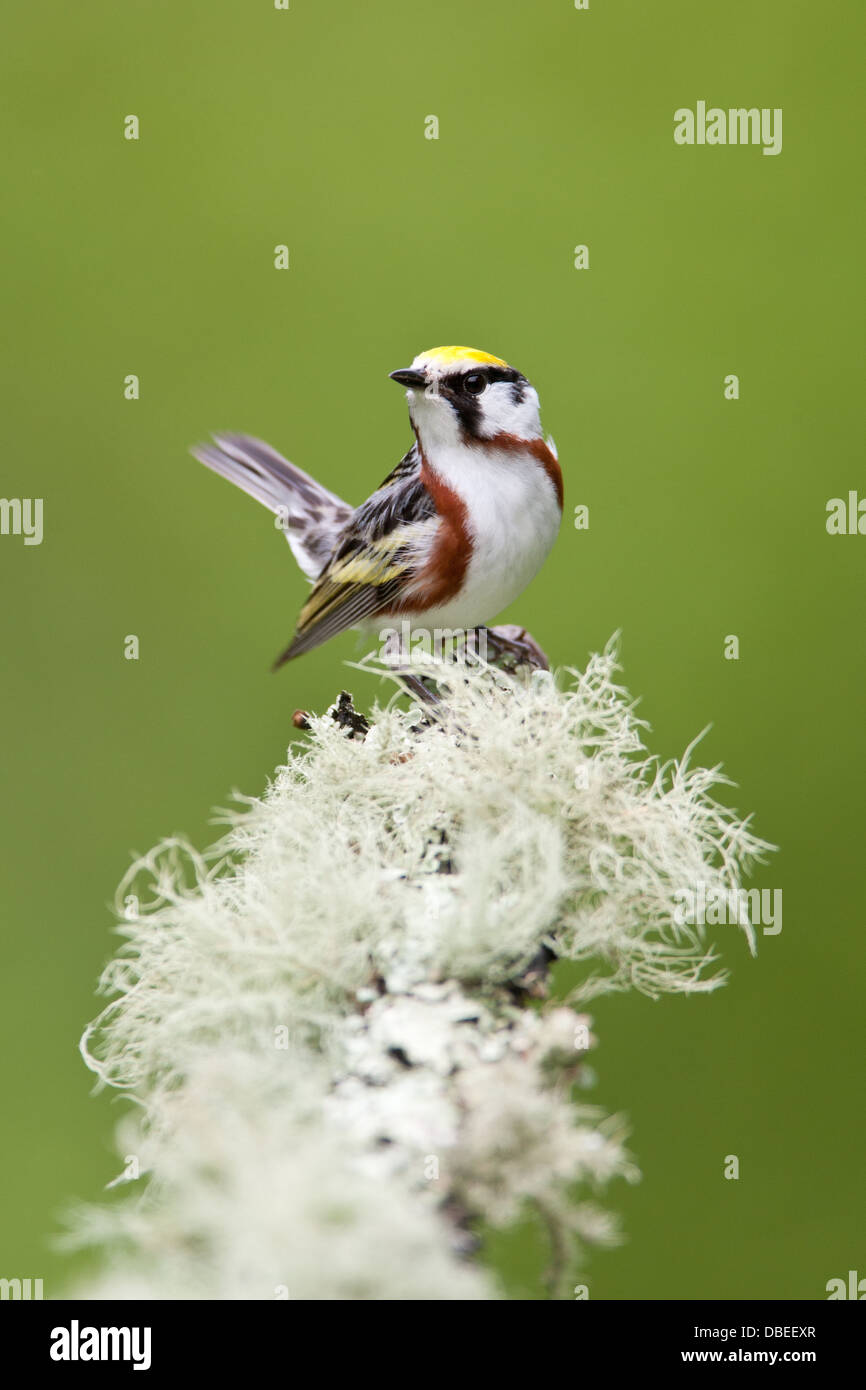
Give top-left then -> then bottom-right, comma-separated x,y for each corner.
480,624 -> 550,673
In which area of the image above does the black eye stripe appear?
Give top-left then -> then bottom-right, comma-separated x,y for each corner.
440,366 -> 527,393
433,365 -> 532,437
486,366 -> 524,386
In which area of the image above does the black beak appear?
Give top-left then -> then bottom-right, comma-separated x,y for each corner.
389,368 -> 426,388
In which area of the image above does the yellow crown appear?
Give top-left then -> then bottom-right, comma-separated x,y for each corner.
414,345 -> 508,369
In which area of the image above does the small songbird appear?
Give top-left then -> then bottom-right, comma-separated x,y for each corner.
191,346 -> 563,669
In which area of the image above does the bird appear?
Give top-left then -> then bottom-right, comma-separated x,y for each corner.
191,345 -> 563,673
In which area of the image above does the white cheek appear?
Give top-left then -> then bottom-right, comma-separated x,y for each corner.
478,384 -> 542,439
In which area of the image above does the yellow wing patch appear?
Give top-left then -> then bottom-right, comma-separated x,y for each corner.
325,554 -> 404,587
415,345 -> 508,369
295,525 -> 422,632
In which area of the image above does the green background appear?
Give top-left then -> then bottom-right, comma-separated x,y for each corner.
2,0 -> 863,1299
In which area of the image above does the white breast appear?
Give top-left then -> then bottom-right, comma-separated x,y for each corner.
415,441 -> 562,630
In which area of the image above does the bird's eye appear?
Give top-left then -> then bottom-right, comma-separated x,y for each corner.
464,372 -> 486,395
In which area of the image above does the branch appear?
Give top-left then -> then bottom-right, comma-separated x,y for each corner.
66,637 -> 770,1299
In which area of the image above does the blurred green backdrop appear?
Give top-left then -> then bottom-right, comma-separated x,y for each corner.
2,0 -> 863,1299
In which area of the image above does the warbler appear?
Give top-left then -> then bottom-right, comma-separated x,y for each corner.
191,346 -> 562,669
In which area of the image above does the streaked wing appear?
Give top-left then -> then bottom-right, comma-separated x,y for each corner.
275,445 -> 435,665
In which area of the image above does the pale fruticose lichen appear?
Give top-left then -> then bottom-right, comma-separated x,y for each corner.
69,640 -> 770,1299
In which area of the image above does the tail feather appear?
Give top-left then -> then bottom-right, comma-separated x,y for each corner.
191,433 -> 352,580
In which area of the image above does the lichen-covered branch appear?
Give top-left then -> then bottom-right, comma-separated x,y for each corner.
68,640 -> 769,1299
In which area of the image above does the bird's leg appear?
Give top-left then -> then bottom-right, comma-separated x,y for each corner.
380,628 -> 442,706
479,624 -> 550,672
397,670 -> 441,707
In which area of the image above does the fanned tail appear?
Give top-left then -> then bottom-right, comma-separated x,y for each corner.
190,432 -> 352,580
